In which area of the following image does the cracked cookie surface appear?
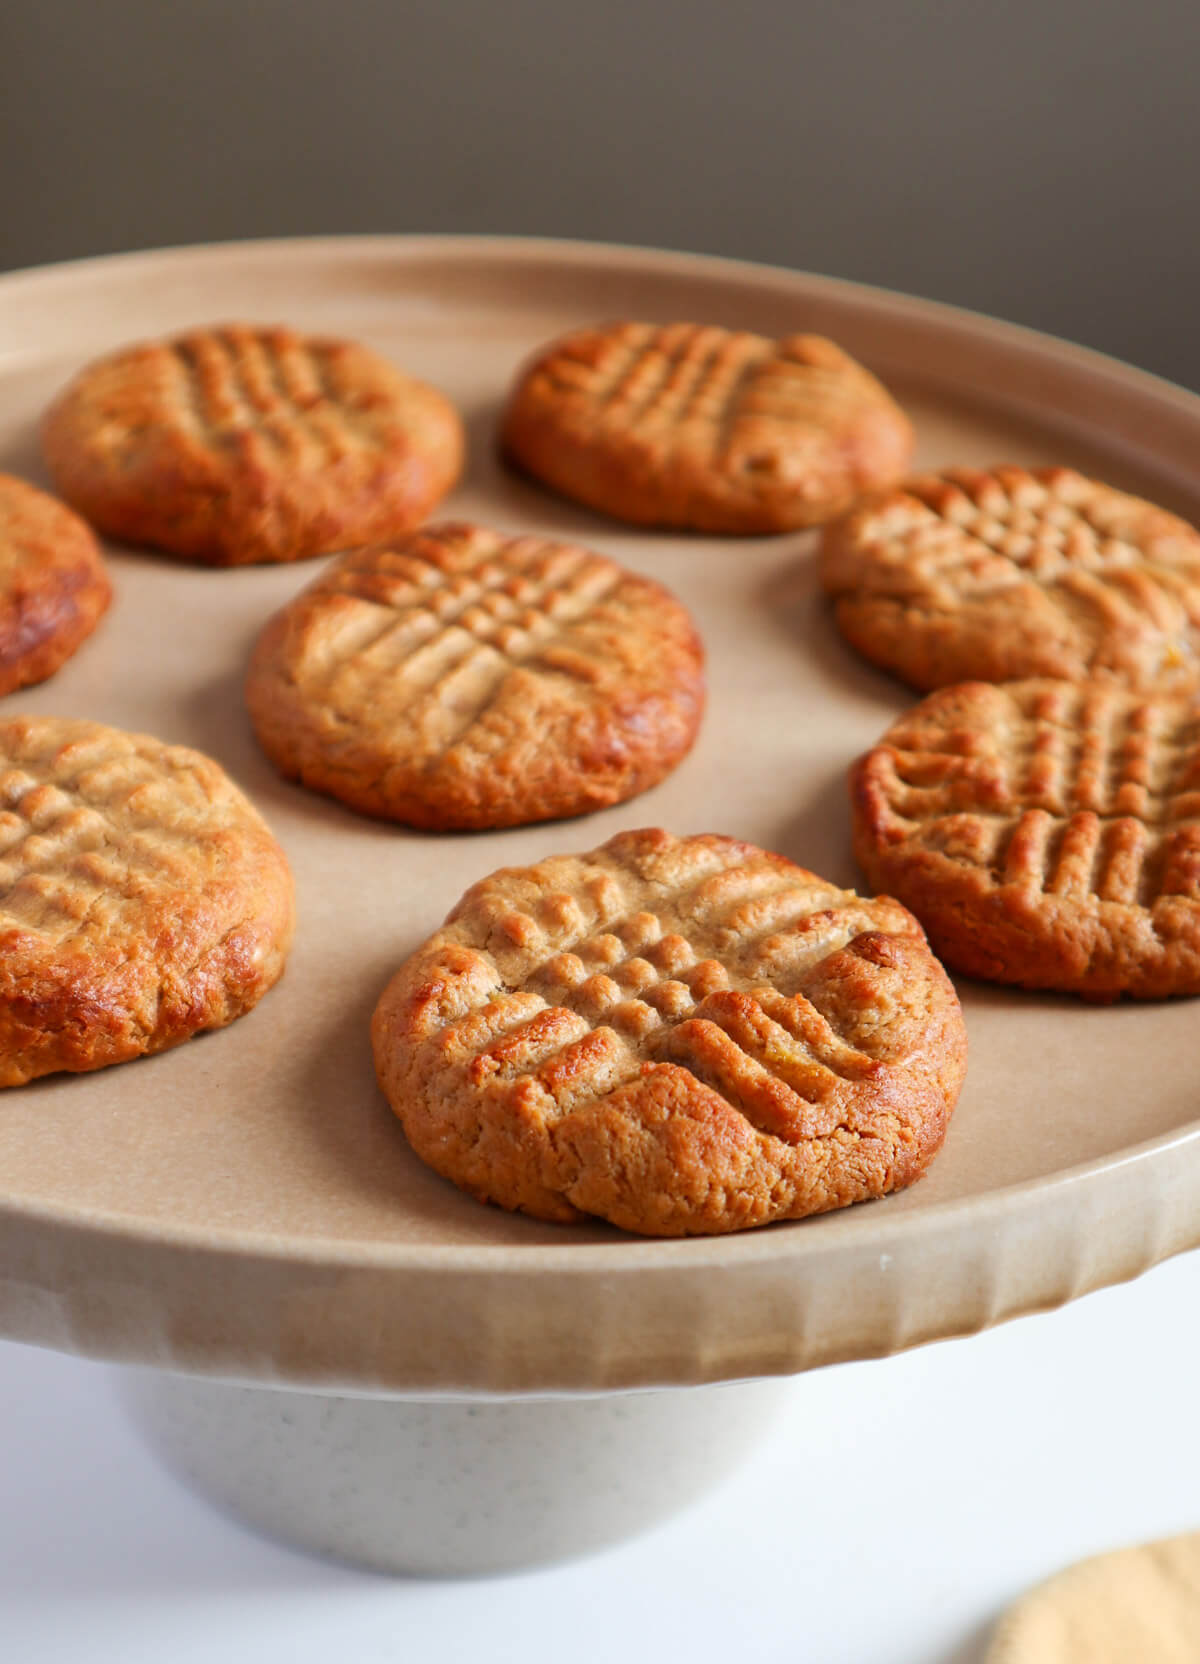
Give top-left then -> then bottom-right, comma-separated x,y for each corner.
0,715 -> 295,1086
371,829 -> 967,1235
245,523 -> 706,830
501,322 -> 913,533
0,473 -> 111,694
852,678 -> 1200,997
821,466 -> 1200,692
42,323 -> 463,565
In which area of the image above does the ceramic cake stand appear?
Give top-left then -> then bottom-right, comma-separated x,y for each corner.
1,236 -> 1199,1572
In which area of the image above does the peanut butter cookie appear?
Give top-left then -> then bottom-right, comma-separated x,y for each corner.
852,678 -> 1200,997
822,466 -> 1200,692
371,829 -> 967,1235
501,322 -> 913,533
0,473 -> 111,694
0,716 -> 295,1085
245,523 -> 706,830
42,324 -> 463,565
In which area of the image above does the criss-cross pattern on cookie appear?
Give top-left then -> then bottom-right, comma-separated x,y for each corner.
163,326 -> 382,467
246,523 -> 704,827
374,830 -> 966,1233
543,322 -> 887,471
43,321 -> 464,567
824,468 -> 1200,690
859,680 -> 1200,912
0,721 -> 258,947
0,715 -> 293,1089
503,321 -> 913,534
854,469 -> 1200,599
303,527 -> 624,753
411,835 -> 932,1140
267,522 -> 700,773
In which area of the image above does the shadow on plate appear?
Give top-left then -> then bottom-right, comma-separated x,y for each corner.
0,419 -> 50,488
455,395 -> 618,541
757,542 -> 913,716
765,762 -> 860,890
286,947 -> 623,1248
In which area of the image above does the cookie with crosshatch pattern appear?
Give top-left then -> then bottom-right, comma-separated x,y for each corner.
821,466 -> 1200,692
41,323 -> 463,565
499,321 -> 914,533
0,715 -> 294,1086
370,829 -> 967,1236
851,678 -> 1200,998
244,522 -> 706,830
0,473 -> 111,694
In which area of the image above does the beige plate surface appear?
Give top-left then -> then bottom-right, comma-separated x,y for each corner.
0,236 -> 1198,1394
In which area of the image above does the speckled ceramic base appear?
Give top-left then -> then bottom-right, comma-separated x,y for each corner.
121,1372 -> 792,1575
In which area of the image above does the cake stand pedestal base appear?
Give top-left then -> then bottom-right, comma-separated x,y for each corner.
121,1370 -> 792,1576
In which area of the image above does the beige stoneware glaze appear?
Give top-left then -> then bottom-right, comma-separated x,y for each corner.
0,239 -> 1198,1399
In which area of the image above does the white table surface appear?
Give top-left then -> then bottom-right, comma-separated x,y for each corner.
4,1248 -> 1200,1663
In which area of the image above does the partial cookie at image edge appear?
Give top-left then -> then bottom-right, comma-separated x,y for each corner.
0,715 -> 295,1086
0,472 -> 112,695
850,677 -> 1200,998
821,465 -> 1200,693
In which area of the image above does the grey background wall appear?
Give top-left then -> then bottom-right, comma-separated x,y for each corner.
2,0 -> 1197,388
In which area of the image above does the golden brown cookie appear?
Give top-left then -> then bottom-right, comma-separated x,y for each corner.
0,715 -> 295,1086
822,466 -> 1200,692
42,323 -> 464,566
371,828 -> 967,1236
245,522 -> 706,830
851,678 -> 1200,998
500,322 -> 913,533
0,473 -> 111,694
